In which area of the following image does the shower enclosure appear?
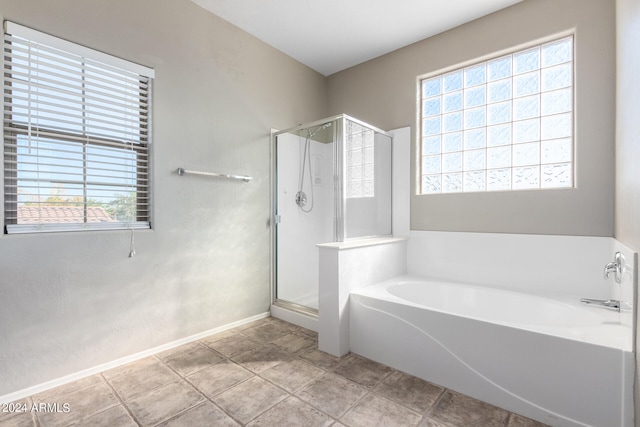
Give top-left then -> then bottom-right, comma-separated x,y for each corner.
271,115 -> 392,316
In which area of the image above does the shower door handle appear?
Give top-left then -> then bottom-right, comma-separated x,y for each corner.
274,214 -> 281,224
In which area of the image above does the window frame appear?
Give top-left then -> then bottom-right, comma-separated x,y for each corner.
3,21 -> 154,234
417,33 -> 575,195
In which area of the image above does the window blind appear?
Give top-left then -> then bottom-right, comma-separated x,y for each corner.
3,22 -> 154,233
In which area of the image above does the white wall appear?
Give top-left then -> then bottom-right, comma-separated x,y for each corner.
0,0 -> 327,397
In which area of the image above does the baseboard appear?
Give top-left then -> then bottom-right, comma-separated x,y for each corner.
0,311 -> 270,404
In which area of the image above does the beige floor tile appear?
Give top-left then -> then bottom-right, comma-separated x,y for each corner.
260,359 -> 324,393
299,349 -> 345,371
0,405 -> 35,427
34,382 -> 119,426
247,396 -> 333,427
204,334 -> 260,357
80,404 -> 137,427
429,390 -> 509,427
374,371 -> 444,413
104,357 -> 179,401
32,376 -> 103,403
231,344 -> 291,374
164,343 -> 224,377
333,354 -> 393,388
341,394 -> 423,427
187,359 -> 254,398
156,342 -> 203,362
213,377 -> 288,424
240,321 -> 294,344
295,373 -> 368,418
199,329 -> 237,345
508,413 -> 550,427
270,333 -> 316,354
125,381 -> 204,426
156,401 -> 239,427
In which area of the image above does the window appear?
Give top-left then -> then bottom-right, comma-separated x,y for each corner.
3,22 -> 154,233
419,36 -> 573,194
346,120 -> 374,198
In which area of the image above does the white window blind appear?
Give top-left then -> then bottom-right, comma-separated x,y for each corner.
3,22 -> 154,233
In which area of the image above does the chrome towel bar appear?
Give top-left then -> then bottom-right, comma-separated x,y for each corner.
176,168 -> 252,182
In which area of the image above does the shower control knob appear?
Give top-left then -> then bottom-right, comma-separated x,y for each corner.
295,191 -> 307,208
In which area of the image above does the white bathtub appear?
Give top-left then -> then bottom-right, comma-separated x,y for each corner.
350,276 -> 634,427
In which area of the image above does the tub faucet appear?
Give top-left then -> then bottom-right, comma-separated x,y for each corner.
580,297 -> 620,311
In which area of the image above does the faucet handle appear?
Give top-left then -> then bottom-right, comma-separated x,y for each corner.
604,252 -> 625,284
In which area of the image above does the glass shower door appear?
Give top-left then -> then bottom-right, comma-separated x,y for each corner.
274,124 -> 335,312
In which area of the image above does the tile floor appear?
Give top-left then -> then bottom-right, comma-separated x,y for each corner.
0,317 -> 549,427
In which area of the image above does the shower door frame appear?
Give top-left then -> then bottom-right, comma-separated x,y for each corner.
269,114 -> 392,315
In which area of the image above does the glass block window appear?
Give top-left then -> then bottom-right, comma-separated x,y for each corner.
346,120 -> 374,198
420,36 -> 574,194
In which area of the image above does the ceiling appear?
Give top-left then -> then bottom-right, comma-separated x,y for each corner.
191,0 -> 523,76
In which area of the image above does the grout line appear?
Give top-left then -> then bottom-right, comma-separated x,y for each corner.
100,373 -> 141,427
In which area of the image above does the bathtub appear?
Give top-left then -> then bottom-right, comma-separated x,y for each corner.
350,276 -> 634,427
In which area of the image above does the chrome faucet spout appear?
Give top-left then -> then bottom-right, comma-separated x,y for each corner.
580,297 -> 620,311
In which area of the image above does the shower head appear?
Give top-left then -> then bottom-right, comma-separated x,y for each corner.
307,122 -> 332,138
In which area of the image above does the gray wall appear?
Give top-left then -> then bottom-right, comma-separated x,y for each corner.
0,0 -> 327,395
327,0 -> 616,236
615,0 -> 640,424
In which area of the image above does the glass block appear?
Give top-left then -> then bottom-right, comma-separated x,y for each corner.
487,79 -> 511,103
348,165 -> 363,180
541,138 -> 572,164
364,132 -> 374,147
487,124 -> 511,147
422,97 -> 441,117
442,173 -> 463,193
541,63 -> 572,91
541,88 -> 572,115
443,70 -> 463,92
422,116 -> 441,136
488,55 -> 512,81
513,95 -> 540,121
363,180 -> 375,197
542,163 -> 572,188
487,101 -> 511,125
443,91 -> 463,112
464,149 -> 486,171
465,64 -> 486,87
513,118 -> 540,143
443,112 -> 463,133
542,37 -> 572,67
513,71 -> 540,97
423,77 -> 441,98
464,86 -> 486,108
464,170 -> 486,192
463,128 -> 486,150
443,152 -> 463,173
422,155 -> 442,175
347,181 -> 362,198
487,146 -> 511,169
422,174 -> 441,193
347,149 -> 362,166
442,132 -> 462,153
363,163 -> 374,181
513,47 -> 540,74
364,147 -> 374,164
513,166 -> 540,189
422,136 -> 441,155
487,168 -> 511,191
464,106 -> 486,129
513,142 -> 540,166
541,113 -> 572,140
